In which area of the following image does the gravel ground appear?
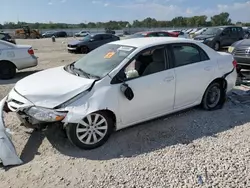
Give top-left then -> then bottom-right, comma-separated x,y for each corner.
1,38 -> 250,188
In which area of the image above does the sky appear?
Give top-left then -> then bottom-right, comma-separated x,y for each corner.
1,0 -> 250,24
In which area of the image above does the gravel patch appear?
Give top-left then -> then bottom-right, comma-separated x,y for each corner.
1,38 -> 250,187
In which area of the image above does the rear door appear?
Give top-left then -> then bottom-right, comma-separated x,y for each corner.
169,43 -> 216,109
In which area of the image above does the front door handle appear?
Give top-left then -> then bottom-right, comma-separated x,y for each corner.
164,76 -> 174,82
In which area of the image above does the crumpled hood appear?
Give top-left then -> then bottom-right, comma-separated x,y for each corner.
14,66 -> 95,108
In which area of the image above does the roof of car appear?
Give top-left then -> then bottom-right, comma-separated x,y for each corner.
111,37 -> 192,48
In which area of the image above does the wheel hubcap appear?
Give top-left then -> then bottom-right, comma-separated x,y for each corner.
207,85 -> 221,108
76,113 -> 108,145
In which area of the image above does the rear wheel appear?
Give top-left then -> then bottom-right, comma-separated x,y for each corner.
66,111 -> 114,150
0,61 -> 16,80
202,82 -> 223,110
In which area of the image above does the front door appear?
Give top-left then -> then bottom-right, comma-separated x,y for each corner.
220,27 -> 232,46
115,46 -> 176,126
170,43 -> 216,109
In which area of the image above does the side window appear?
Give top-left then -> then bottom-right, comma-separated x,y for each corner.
94,35 -> 103,40
223,28 -> 231,35
172,44 -> 206,67
147,32 -> 158,37
231,27 -> 238,35
123,47 -> 166,80
158,32 -> 170,37
103,34 -> 112,39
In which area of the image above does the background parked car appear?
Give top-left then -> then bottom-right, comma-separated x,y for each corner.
0,32 -> 16,44
193,26 -> 244,51
0,40 -> 38,79
243,28 -> 250,39
74,30 -> 90,37
67,33 -> 120,54
125,31 -> 177,39
42,31 -> 67,38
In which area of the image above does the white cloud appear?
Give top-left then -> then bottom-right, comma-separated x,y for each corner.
114,1 -> 250,22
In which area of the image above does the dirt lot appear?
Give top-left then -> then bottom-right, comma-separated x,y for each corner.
1,38 -> 250,188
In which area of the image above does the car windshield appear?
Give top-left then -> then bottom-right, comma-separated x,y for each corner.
80,35 -> 92,41
202,28 -> 222,35
70,43 -> 136,78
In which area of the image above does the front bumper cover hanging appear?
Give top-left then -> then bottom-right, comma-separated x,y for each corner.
0,97 -> 23,166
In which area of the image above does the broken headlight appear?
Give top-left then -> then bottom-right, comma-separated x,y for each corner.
26,107 -> 67,122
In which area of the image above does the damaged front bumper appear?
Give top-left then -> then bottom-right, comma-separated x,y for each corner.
0,97 -> 23,166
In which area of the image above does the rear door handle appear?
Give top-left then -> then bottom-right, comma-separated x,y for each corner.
164,76 -> 174,82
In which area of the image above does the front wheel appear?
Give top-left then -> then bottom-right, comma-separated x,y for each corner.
202,82 -> 223,110
0,61 -> 16,79
214,42 -> 220,51
80,46 -> 89,54
66,111 -> 114,150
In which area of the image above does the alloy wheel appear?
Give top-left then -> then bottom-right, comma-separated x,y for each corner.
76,113 -> 108,145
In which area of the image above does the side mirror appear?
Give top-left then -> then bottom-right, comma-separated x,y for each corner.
125,70 -> 139,79
120,83 -> 134,100
90,38 -> 94,42
221,32 -> 226,36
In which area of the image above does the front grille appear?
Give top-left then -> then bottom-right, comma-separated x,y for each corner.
68,44 -> 76,48
7,98 -> 25,111
234,48 -> 250,56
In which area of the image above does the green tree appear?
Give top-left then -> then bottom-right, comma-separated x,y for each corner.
211,12 -> 231,26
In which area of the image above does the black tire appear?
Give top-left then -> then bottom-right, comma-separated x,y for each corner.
0,61 -> 16,79
201,82 -> 224,110
80,46 -> 89,54
66,111 -> 114,150
214,42 -> 220,51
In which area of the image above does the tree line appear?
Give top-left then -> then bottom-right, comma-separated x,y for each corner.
1,12 -> 249,30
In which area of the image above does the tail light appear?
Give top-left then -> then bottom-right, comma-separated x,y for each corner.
232,59 -> 237,68
28,48 -> 34,55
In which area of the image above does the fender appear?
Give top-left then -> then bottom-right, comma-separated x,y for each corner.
222,67 -> 235,79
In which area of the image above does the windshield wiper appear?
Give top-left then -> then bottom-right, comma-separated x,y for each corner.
69,64 -> 101,79
70,64 -> 90,78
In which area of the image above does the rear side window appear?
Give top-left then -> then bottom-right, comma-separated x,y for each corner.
171,43 -> 209,67
237,27 -> 243,33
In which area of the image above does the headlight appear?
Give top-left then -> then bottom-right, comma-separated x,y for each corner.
205,38 -> 214,41
228,46 -> 235,53
26,107 -> 67,122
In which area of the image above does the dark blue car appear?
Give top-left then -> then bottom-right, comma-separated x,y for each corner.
67,33 -> 120,54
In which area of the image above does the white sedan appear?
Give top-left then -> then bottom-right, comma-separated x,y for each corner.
0,40 -> 38,79
0,37 -> 237,165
